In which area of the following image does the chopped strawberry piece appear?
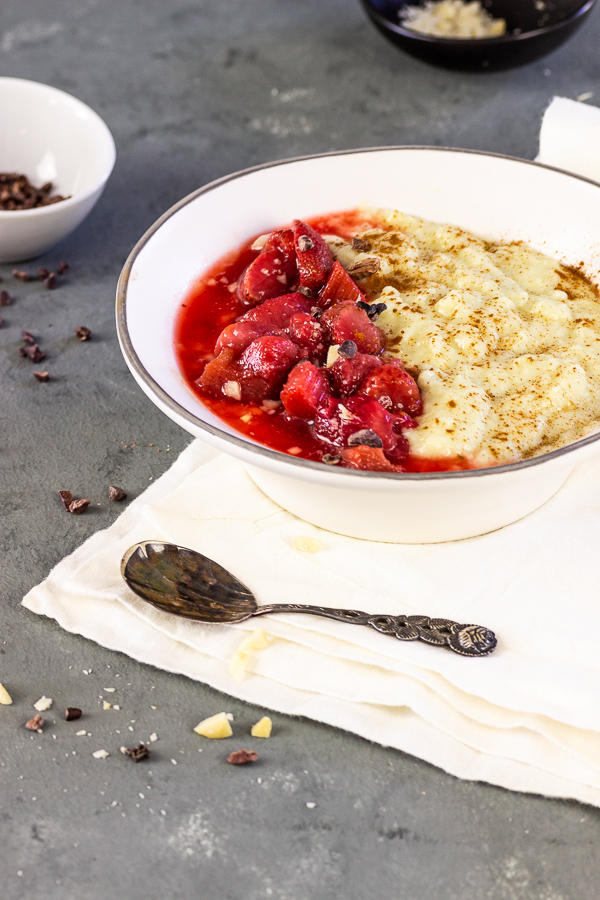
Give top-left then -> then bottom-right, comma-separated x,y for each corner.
318,261 -> 365,309
327,352 -> 381,398
293,220 -> 334,293
264,227 -> 296,261
285,313 -> 326,361
242,292 -> 313,327
312,395 -> 396,452
238,335 -> 302,398
341,446 -> 403,472
320,303 -> 386,355
281,361 -> 332,419
238,248 -> 297,306
359,361 -> 422,416
215,293 -> 312,354
342,396 -> 399,452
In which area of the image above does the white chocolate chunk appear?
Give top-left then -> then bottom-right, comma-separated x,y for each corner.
33,696 -> 53,712
251,716 -> 273,738
229,629 -> 271,681
0,683 -> 13,705
294,536 -> 324,553
193,711 -> 233,739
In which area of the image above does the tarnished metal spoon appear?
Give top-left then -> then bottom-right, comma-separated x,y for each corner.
121,541 -> 497,657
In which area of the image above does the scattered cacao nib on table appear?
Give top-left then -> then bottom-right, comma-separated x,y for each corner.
0,289 -> 12,305
21,329 -> 36,345
12,269 -> 30,282
0,172 -> 69,210
227,748 -> 259,765
19,343 -> 46,362
58,490 -> 74,509
123,743 -> 151,762
68,498 -> 90,515
108,485 -> 127,502
64,707 -> 83,721
33,370 -> 50,382
75,325 -> 92,341
25,714 -> 44,731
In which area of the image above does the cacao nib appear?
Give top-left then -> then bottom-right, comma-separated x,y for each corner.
58,490 -> 74,509
108,485 -> 127,502
33,370 -> 50,382
75,326 -> 92,341
227,748 -> 259,765
124,744 -> 150,762
68,498 -> 90,515
65,707 -> 82,721
0,172 -> 69,210
25,715 -> 44,730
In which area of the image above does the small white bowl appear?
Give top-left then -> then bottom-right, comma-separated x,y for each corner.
116,148 -> 600,543
0,77 -> 116,263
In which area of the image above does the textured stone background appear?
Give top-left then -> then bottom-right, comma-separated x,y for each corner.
1,2 -> 600,897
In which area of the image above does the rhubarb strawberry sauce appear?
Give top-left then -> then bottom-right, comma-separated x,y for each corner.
175,212 -> 463,473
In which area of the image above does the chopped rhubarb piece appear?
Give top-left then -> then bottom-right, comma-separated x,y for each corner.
293,220 -> 334,293
320,302 -> 386,355
198,349 -> 240,397
341,446 -> 403,472
281,361 -> 331,419
359,361 -> 422,416
215,293 -> 312,354
238,248 -> 298,306
327,352 -> 381,398
285,313 -> 326,361
318,261 -> 366,309
238,335 -> 302,398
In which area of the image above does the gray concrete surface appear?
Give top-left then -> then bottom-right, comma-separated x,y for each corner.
2,2 -> 600,898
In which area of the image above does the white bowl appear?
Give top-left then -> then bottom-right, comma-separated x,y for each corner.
0,77 -> 116,262
116,148 -> 600,543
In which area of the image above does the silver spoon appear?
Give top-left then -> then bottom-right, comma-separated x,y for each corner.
121,541 -> 497,658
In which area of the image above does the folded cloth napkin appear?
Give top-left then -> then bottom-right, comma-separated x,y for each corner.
537,95 -> 600,181
23,97 -> 600,807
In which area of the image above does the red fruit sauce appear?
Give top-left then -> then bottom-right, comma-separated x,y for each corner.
174,211 -> 474,473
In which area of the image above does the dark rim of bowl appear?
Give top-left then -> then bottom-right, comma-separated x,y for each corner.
116,145 -> 600,482
361,0 -> 597,44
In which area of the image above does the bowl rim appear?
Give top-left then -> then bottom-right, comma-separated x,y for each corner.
116,145 -> 600,483
0,76 -> 116,217
359,0 -> 597,45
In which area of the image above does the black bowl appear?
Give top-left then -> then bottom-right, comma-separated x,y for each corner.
359,0 -> 597,71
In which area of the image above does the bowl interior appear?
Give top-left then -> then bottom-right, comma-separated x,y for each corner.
118,148 -> 600,470
369,0 -> 593,36
0,78 -> 115,199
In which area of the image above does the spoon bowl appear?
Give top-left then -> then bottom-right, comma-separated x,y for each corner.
359,0 -> 597,71
121,541 -> 256,623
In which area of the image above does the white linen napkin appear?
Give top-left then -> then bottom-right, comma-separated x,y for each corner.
23,97 -> 600,807
537,95 -> 600,182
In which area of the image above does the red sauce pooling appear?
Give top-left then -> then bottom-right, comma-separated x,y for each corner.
174,211 -> 475,472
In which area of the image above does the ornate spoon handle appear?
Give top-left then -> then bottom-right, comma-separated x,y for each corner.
253,604 -> 496,657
